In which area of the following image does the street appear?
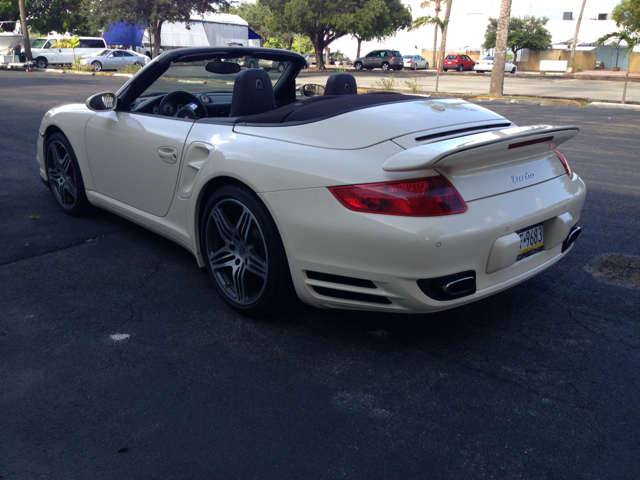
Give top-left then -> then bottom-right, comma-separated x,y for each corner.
1,71 -> 639,478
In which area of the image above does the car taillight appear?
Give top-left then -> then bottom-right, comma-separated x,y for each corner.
391,56 -> 397,60
329,176 -> 466,216
555,150 -> 573,178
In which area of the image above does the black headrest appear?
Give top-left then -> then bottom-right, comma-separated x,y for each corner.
230,68 -> 276,117
324,73 -> 357,95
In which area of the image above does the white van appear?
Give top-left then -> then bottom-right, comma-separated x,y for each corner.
30,36 -> 108,68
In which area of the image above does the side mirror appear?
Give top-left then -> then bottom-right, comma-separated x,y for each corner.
297,84 -> 325,98
86,92 -> 117,112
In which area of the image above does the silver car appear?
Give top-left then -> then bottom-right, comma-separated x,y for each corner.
80,49 -> 149,72
403,55 -> 429,70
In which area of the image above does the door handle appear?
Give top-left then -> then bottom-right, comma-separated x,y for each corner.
158,146 -> 178,164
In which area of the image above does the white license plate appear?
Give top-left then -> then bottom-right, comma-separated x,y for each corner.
516,223 -> 544,261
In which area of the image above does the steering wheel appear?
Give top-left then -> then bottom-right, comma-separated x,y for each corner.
158,91 -> 208,119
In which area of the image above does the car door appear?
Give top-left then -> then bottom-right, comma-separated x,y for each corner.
110,51 -> 125,69
363,51 -> 377,68
85,112 -> 193,217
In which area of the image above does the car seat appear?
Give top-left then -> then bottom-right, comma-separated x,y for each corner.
324,73 -> 357,95
230,68 -> 276,117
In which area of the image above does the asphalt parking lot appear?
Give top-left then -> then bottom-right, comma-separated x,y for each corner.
1,71 -> 639,478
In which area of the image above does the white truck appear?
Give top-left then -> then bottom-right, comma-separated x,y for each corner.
29,36 -> 108,68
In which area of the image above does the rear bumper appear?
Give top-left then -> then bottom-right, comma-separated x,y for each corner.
261,173 -> 586,313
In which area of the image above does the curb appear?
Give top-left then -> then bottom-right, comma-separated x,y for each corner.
587,102 -> 640,110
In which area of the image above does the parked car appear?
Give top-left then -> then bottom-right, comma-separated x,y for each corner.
30,36 -> 108,69
36,46 -> 585,317
354,49 -> 404,71
403,55 -> 429,70
80,49 -> 150,71
304,53 -> 316,65
474,56 -> 517,74
259,58 -> 288,72
443,54 -> 475,72
234,55 -> 260,69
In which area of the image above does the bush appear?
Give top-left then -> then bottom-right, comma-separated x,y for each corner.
117,63 -> 143,74
375,75 -> 396,90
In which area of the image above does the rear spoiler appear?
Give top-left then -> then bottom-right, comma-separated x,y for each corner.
383,125 -> 580,172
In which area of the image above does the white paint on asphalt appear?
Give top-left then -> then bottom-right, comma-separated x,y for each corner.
110,334 -> 130,342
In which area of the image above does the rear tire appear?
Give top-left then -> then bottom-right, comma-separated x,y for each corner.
381,62 -> 390,71
457,64 -> 463,72
511,67 -> 517,74
200,185 -> 294,317
35,57 -> 48,69
45,132 -> 90,216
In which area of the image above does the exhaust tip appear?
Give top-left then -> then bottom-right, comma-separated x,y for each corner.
562,226 -> 582,252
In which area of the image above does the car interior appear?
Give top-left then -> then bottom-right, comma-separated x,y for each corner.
117,47 -> 423,127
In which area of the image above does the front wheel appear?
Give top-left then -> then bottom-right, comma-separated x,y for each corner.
200,185 -> 293,317
381,62 -> 390,71
45,132 -> 90,216
91,61 -> 102,72
35,57 -> 48,69
133,61 -> 142,67
354,61 -> 363,70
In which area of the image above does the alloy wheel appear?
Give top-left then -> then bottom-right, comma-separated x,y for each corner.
205,198 -> 269,306
47,140 -> 78,210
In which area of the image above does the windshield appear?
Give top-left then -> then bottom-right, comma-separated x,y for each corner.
95,49 -> 110,57
140,55 -> 290,97
31,38 -> 50,48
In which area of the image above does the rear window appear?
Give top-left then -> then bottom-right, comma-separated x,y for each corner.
79,39 -> 106,48
446,55 -> 457,59
392,51 -> 402,57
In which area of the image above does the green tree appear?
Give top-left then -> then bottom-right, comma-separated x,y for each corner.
351,0 -> 411,59
52,34 -> 80,61
412,0 -> 443,69
82,0 -> 226,57
483,15 -> 552,58
1,0 -> 93,36
409,1 -> 448,70
264,0 -> 410,70
596,0 -> 640,56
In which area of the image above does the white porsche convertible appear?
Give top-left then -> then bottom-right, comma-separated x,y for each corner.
37,47 -> 586,316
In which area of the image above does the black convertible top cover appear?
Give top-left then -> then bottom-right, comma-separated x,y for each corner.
236,92 -> 427,126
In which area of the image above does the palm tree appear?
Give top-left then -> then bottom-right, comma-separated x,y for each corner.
410,0 -> 451,72
489,0 -> 512,96
420,0 -> 443,69
569,0 -> 588,71
52,35 -> 81,64
437,0 -> 453,72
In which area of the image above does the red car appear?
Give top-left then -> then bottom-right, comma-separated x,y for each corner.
443,54 -> 475,72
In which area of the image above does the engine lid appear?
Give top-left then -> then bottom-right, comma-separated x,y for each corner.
233,98 -> 506,150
